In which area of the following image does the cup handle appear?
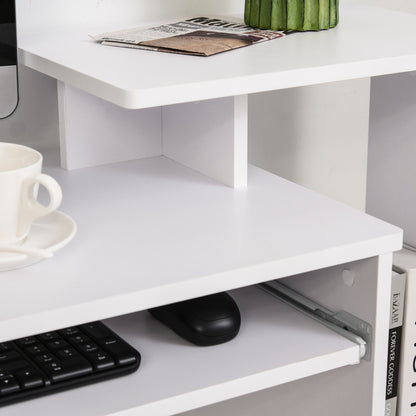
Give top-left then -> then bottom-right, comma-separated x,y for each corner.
20,173 -> 63,229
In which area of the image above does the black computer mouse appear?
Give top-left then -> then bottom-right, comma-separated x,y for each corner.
148,292 -> 241,346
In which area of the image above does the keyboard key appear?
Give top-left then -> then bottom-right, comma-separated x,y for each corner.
78,342 -> 99,354
25,343 -> 47,355
34,353 -> 56,364
0,343 -> 13,352
0,351 -> 20,364
40,358 -> 93,383
0,376 -> 20,395
47,339 -> 69,350
100,338 -> 137,366
38,332 -> 60,342
0,360 -> 32,375
59,327 -> 80,337
15,369 -> 44,390
56,347 -> 78,360
16,337 -> 37,347
83,349 -> 115,371
80,322 -> 112,339
69,335 -> 90,345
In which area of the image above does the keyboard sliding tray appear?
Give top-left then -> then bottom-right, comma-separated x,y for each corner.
4,286 -> 362,416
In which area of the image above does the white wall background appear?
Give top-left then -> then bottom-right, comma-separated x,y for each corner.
366,71 -> 416,247
248,78 -> 371,211
363,0 -> 416,247
0,66 -> 59,154
15,0 -> 244,35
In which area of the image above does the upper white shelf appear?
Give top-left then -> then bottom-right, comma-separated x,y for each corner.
0,156 -> 401,341
18,2 -> 416,109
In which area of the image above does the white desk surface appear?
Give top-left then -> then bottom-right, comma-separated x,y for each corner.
19,1 -> 416,108
0,157 -> 402,341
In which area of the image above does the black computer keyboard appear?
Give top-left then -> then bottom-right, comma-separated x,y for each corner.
0,321 -> 141,406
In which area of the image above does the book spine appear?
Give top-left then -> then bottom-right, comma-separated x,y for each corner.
385,272 -> 406,416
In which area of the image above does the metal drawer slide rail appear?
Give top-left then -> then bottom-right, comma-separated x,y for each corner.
258,281 -> 372,361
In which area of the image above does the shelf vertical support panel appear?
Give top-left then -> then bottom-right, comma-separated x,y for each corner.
57,81 -> 163,170
162,95 -> 248,188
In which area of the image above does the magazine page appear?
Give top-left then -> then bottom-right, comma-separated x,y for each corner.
92,17 -> 284,56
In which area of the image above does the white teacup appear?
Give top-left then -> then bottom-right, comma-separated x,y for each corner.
0,142 -> 62,245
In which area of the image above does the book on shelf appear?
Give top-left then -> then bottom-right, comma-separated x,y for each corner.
393,248 -> 416,416
91,17 -> 284,57
385,269 -> 406,416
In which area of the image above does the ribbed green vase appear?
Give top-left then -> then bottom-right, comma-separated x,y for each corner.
244,0 -> 339,31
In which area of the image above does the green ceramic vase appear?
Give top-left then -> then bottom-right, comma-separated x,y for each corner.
244,0 -> 339,31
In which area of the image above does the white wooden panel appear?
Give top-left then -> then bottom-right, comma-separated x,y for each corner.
58,82 -> 162,170
249,78 -> 371,210
4,286 -> 360,416
18,2 -> 416,109
367,72 -> 416,247
0,157 -> 401,341
162,96 -> 247,187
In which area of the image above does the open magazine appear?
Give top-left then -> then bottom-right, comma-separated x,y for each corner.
91,17 -> 285,57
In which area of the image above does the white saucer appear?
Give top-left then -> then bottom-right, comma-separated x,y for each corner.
0,211 -> 77,272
